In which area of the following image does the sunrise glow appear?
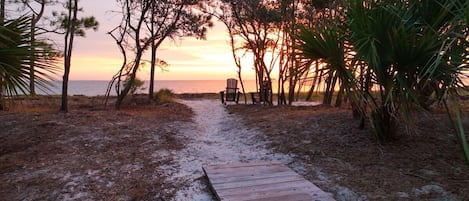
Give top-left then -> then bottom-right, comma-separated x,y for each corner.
57,0 -> 252,81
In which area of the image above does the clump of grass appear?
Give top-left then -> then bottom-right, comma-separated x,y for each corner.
154,89 -> 174,104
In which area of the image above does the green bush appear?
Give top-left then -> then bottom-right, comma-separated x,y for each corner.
122,77 -> 145,95
154,88 -> 174,104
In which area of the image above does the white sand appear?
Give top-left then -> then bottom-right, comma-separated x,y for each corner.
166,99 -> 295,201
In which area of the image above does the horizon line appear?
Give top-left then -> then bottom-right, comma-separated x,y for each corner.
56,79 -> 264,81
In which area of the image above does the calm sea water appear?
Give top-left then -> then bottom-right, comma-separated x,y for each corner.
41,80 -> 266,96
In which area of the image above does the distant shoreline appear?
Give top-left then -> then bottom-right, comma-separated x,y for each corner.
34,80 -> 264,96
18,79 -> 316,97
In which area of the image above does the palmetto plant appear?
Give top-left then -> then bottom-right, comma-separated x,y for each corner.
349,0 -> 446,135
296,20 -> 361,108
426,0 -> 469,167
0,16 -> 57,105
347,0 -> 469,164
347,0 -> 442,141
298,0 -> 469,166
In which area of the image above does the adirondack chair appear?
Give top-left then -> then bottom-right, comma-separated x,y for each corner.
250,79 -> 272,105
220,78 -> 240,104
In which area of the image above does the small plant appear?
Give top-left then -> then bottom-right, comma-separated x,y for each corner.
122,77 -> 146,96
154,88 -> 174,104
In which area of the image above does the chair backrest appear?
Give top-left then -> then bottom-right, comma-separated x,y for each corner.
226,78 -> 238,93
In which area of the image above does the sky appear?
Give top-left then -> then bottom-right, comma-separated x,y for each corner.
12,0 -> 256,81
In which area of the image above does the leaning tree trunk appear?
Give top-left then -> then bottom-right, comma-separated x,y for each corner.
115,52 -> 142,109
306,62 -> 319,101
237,62 -> 247,104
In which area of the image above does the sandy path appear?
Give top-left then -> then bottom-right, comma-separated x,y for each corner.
165,99 -> 294,201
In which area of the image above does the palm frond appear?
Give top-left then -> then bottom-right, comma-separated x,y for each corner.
0,16 -> 59,98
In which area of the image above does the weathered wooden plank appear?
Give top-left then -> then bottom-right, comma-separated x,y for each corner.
214,174 -> 305,190
204,163 -> 290,177
206,161 -> 282,170
223,192 -> 314,201
244,193 -> 334,201
222,187 -> 335,201
205,169 -> 292,182
204,161 -> 336,201
216,180 -> 322,197
209,171 -> 299,185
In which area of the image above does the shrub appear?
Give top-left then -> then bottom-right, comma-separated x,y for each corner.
154,88 -> 174,104
122,77 -> 145,95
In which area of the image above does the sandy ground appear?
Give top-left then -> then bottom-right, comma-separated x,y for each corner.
0,97 -> 310,201
0,97 -> 192,201
167,99 -> 296,200
227,104 -> 469,201
1,96 -> 469,200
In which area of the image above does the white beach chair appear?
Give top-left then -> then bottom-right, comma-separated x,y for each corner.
220,78 -> 240,104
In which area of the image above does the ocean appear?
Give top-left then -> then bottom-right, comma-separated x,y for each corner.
40,80 -> 267,96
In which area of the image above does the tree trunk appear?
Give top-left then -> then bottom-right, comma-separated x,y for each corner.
306,83 -> 315,101
277,77 -> 285,105
287,0 -> 297,105
328,76 -> 338,105
29,1 -> 45,96
287,57 -> 301,105
277,28 -> 288,105
335,85 -> 344,107
306,62 -> 319,101
0,0 -> 3,26
149,6 -> 155,100
0,0 -> 4,110
30,15 -> 36,96
0,0 -> 3,23
288,78 -> 296,105
323,75 -> 332,105
61,59 -> 70,112
149,42 -> 156,99
237,59 -> 247,104
28,1 -> 45,96
115,52 -> 142,109
60,0 -> 77,112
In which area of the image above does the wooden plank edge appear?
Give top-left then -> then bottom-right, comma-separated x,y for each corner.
214,176 -> 306,190
209,171 -> 299,185
204,161 -> 282,170
205,166 -> 291,178
203,165 -> 222,201
216,180 -> 319,197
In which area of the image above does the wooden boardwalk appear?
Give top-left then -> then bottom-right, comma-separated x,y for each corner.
203,161 -> 335,201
